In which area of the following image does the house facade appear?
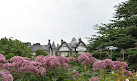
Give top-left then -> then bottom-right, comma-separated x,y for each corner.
28,37 -> 87,56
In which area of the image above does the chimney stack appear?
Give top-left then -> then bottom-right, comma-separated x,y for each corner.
48,39 -> 51,45
78,38 -> 81,42
61,39 -> 63,44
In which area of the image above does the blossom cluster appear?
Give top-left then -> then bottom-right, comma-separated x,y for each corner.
67,57 -> 76,62
78,52 -> 97,66
90,76 -> 101,81
0,54 -> 8,68
3,56 -> 46,75
73,70 -> 80,76
35,55 -> 73,68
0,70 -> 13,81
93,59 -> 128,71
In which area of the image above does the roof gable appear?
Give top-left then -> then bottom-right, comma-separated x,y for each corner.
57,42 -> 72,52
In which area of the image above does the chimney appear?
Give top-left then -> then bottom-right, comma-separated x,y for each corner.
78,38 -> 81,42
48,40 -> 51,45
57,44 -> 59,48
61,39 -> 63,44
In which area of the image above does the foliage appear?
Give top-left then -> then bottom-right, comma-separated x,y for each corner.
124,48 -> 137,70
88,0 -> 137,51
1,53 -> 137,81
35,49 -> 48,56
0,37 -> 31,60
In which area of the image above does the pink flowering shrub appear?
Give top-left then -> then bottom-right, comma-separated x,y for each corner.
0,54 -> 8,68
124,70 -> 133,77
90,76 -> 101,81
67,57 -> 76,62
3,56 -> 46,75
111,61 -> 128,70
93,59 -> 128,72
78,52 -> 97,66
34,55 -> 45,63
93,61 -> 102,71
0,70 -> 13,81
36,55 -> 70,68
73,70 -> 80,76
0,54 -> 8,63
42,55 -> 61,68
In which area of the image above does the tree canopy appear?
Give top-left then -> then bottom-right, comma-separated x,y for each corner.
88,0 -> 137,52
0,37 -> 31,60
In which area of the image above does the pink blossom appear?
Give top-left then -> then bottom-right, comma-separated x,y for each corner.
62,63 -> 69,68
58,56 -> 70,63
31,61 -> 42,67
38,67 -> 46,75
112,61 -> 127,70
93,61 -> 102,71
22,57 -> 30,61
3,63 -> 13,70
90,76 -> 101,81
34,55 -> 45,63
67,57 -> 76,62
0,54 -> 8,63
2,74 -> 13,81
0,70 -> 13,81
78,52 -> 97,66
43,55 -> 59,67
101,59 -> 113,69
48,59 -> 61,67
124,70 -> 133,77
10,56 -> 24,63
73,70 -> 80,76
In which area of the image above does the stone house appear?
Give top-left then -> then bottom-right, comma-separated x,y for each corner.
28,37 -> 87,56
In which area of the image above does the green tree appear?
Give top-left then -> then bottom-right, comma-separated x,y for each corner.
0,37 -> 31,60
88,0 -> 137,52
35,49 -> 48,56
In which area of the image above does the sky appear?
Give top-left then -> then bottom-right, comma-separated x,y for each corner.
0,0 -> 127,45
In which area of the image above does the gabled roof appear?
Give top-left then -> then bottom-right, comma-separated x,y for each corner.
30,45 -> 50,52
57,41 -> 72,52
76,40 -> 86,48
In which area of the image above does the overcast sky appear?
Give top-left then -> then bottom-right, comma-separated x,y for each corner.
0,0 -> 127,45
